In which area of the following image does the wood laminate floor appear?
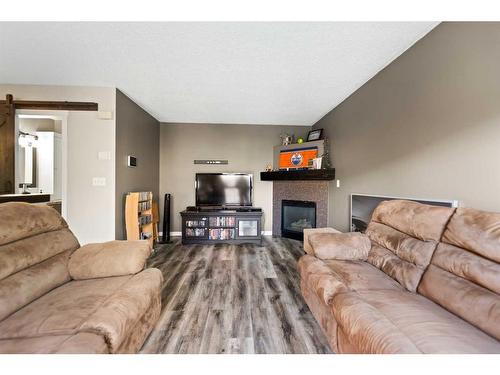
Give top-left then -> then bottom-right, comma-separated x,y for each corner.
140,236 -> 332,354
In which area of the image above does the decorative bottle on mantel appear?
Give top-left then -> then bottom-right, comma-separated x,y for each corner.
320,137 -> 332,169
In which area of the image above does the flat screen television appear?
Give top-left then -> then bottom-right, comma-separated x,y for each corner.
195,173 -> 253,207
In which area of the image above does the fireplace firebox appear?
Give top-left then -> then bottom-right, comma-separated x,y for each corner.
281,200 -> 316,240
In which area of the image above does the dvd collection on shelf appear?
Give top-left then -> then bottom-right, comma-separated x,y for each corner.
140,232 -> 153,240
208,228 -> 235,240
185,219 -> 207,227
209,216 -> 236,227
138,192 -> 150,201
138,200 -> 151,212
186,228 -> 206,237
139,214 -> 152,226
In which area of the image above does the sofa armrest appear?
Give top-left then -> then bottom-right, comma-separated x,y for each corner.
308,232 -> 371,261
68,240 -> 152,280
303,227 -> 341,255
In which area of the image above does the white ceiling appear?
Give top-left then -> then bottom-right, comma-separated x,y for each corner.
0,22 -> 438,125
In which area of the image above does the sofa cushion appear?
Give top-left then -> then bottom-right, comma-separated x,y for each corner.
442,207 -> 500,262
298,255 -> 402,305
0,228 -> 79,281
367,221 -> 437,267
366,244 -> 427,293
370,199 -> 455,242
419,263 -> 500,341
300,279 -> 339,352
0,332 -> 108,354
418,207 -> 500,341
323,259 -> 404,292
79,268 -> 163,352
297,255 -> 349,305
332,292 -> 421,353
68,240 -> 151,280
0,203 -> 80,321
114,287 -> 162,354
0,249 -> 72,321
0,268 -> 162,353
332,289 -> 500,353
308,232 -> 371,260
365,200 -> 455,292
0,202 -> 68,246
0,274 -> 132,339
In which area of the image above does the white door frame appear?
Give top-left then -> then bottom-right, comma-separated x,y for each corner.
15,110 -> 69,218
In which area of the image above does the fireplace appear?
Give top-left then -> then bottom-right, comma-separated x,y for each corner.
272,181 -> 328,238
281,200 -> 316,240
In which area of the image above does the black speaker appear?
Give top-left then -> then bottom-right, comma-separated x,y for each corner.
161,193 -> 171,243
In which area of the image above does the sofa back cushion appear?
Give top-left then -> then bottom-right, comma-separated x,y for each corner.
366,200 -> 455,292
0,203 -> 80,321
418,207 -> 500,340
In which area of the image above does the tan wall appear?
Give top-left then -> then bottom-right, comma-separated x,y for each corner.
159,123 -> 309,233
19,118 -> 57,133
0,84 -> 116,244
313,22 -> 500,231
115,89 -> 159,239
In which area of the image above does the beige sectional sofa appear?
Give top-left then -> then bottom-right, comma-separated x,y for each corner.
0,202 -> 163,353
299,199 -> 500,353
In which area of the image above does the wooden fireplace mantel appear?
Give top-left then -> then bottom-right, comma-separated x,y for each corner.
260,168 -> 335,181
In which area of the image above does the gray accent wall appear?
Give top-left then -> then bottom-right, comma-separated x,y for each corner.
159,123 -> 309,233
313,22 -> 500,231
115,89 -> 160,239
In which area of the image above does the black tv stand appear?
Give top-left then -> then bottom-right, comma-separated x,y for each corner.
180,207 -> 263,245
186,206 -> 262,213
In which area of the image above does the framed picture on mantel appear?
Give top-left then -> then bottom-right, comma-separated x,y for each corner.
278,147 -> 318,169
307,128 -> 323,141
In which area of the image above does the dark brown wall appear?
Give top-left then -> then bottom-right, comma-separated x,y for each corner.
115,89 -> 160,239
313,22 -> 500,231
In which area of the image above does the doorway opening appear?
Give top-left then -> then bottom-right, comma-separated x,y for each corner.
15,111 -> 68,217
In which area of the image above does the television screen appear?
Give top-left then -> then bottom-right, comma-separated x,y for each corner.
196,173 -> 252,206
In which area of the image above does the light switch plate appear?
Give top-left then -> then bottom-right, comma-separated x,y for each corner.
98,151 -> 111,160
92,177 -> 106,186
97,111 -> 114,120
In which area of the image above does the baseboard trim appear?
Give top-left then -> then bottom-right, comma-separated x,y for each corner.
160,231 -> 273,237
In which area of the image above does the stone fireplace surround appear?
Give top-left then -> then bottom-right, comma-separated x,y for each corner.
272,180 -> 329,237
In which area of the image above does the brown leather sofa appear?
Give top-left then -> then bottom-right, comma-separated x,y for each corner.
0,202 -> 163,353
299,200 -> 500,353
